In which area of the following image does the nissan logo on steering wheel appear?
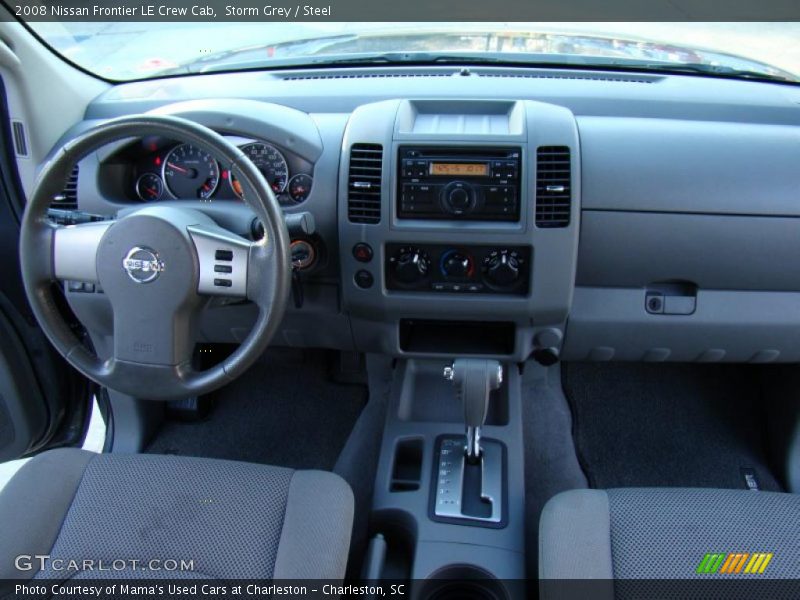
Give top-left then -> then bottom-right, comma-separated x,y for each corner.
122,246 -> 165,283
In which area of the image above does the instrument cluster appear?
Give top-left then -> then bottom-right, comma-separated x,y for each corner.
127,136 -> 314,205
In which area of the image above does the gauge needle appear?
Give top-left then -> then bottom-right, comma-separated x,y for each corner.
146,187 -> 158,197
167,162 -> 190,175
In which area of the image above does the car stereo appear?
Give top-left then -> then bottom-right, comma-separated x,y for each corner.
397,146 -> 522,221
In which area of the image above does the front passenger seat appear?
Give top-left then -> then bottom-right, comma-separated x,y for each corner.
539,488 -> 800,597
0,449 -> 354,580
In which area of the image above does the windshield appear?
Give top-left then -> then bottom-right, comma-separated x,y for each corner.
25,22 -> 800,83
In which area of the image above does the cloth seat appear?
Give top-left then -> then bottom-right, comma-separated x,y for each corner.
539,488 -> 800,599
0,449 -> 354,580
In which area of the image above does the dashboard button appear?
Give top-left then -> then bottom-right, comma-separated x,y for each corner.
352,243 -> 373,263
214,278 -> 232,288
215,249 -> 233,261
354,270 -> 374,289
214,264 -> 233,273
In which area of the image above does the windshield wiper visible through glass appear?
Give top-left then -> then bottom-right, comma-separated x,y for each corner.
310,53 -> 797,84
316,52 -> 511,65
626,61 -> 794,83
162,44 -> 797,86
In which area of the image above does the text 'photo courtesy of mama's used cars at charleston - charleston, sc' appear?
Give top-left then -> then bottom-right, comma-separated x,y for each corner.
0,2 -> 799,600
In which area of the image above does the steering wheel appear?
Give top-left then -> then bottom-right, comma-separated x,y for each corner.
19,115 -> 292,400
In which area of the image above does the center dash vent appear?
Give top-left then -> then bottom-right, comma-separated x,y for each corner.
347,144 -> 383,224
535,147 -> 571,228
51,164 -> 79,210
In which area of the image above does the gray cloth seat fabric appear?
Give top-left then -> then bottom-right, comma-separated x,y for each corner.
0,449 -> 354,580
540,488 -> 800,597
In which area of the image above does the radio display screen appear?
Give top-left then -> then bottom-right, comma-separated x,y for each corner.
429,162 -> 489,177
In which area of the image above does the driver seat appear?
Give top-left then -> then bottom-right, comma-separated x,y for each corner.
0,449 -> 354,580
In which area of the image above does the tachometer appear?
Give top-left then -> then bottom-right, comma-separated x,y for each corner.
231,142 -> 289,198
162,143 -> 220,199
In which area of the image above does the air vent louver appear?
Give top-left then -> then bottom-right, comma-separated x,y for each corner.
51,164 -> 79,210
535,146 -> 571,228
347,144 -> 383,224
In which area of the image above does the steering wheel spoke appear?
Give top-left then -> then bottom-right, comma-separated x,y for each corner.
52,220 -> 112,283
187,223 -> 252,298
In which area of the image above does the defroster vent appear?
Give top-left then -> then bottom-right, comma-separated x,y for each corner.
535,146 -> 571,228
347,144 -> 383,224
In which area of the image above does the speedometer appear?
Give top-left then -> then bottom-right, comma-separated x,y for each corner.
231,142 -> 289,198
162,144 -> 220,199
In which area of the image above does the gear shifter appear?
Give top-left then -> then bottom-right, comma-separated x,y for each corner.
435,358 -> 505,524
444,358 -> 503,460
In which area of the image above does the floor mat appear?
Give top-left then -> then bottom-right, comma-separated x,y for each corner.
146,349 -> 367,470
562,363 -> 783,491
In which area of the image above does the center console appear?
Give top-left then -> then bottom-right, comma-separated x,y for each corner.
338,98 -> 580,594
366,356 -> 527,598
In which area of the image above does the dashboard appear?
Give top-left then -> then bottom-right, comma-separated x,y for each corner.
49,65 -> 800,365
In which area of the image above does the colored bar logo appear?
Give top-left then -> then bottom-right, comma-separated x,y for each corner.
696,552 -> 773,575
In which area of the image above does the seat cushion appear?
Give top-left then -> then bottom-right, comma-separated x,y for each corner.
0,449 -> 353,580
540,488 -> 800,597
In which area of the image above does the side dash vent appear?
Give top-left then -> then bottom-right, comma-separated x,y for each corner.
51,164 -> 79,210
11,120 -> 28,157
347,144 -> 383,224
535,146 -> 571,228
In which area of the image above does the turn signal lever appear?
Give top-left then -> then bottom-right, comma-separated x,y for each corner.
444,358 -> 503,460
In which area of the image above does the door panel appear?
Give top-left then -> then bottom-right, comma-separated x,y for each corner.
0,75 -> 90,460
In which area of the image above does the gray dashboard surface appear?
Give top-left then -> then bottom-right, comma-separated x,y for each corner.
64,65 -> 800,363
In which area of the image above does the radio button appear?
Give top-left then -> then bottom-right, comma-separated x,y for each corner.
485,185 -> 515,206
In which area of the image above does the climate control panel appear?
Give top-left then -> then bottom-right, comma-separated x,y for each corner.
385,243 -> 530,295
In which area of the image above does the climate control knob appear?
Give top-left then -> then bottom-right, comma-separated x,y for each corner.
483,250 -> 521,287
441,251 -> 473,279
392,247 -> 430,285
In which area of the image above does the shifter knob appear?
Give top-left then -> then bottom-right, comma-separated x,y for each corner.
444,358 -> 503,459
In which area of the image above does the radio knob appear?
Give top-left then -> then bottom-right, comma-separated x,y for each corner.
485,252 -> 520,287
393,247 -> 430,284
448,188 -> 470,210
442,182 -> 476,215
